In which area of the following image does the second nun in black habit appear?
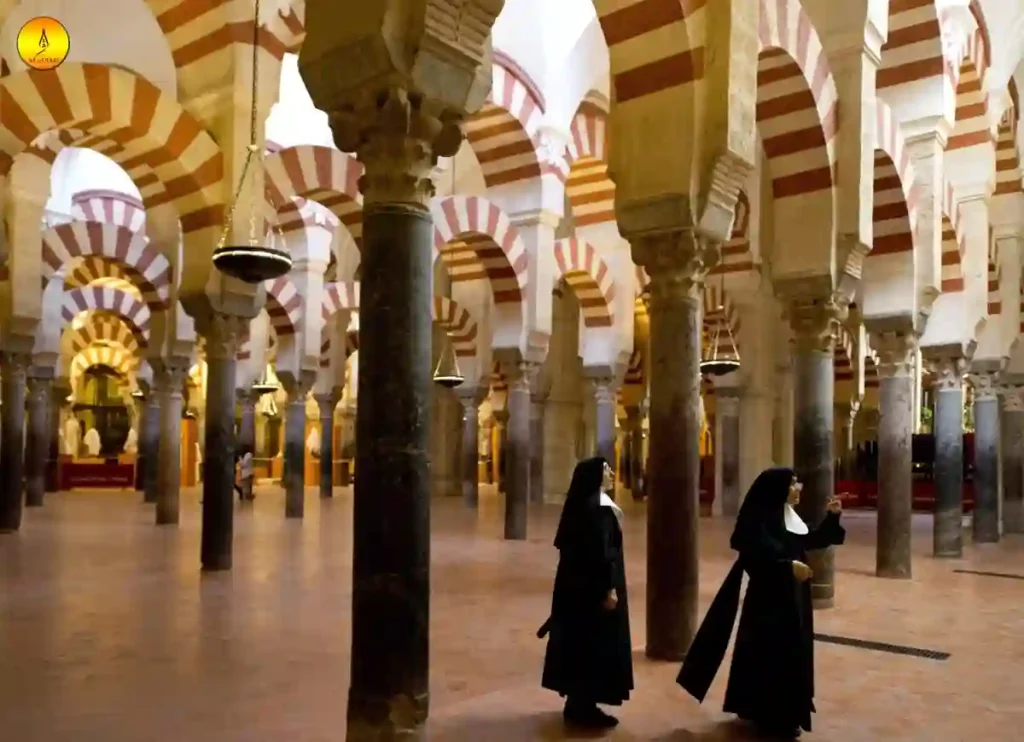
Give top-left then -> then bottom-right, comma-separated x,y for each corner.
677,467 -> 845,739
538,456 -> 633,729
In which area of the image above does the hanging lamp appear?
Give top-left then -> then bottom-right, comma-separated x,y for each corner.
699,273 -> 741,376
211,0 -> 292,283
433,339 -> 465,388
130,389 -> 144,399
252,365 -> 279,395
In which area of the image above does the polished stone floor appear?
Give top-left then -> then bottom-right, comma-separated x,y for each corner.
1,485 -> 1022,741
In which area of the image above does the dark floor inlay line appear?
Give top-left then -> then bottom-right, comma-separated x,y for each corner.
813,633 -> 950,661
953,568 -> 1024,581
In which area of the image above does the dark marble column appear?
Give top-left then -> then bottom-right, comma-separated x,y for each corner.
237,388 -> 256,454
632,242 -> 706,662
315,390 -> 338,499
0,351 -> 30,532
717,389 -> 741,517
493,408 -> 508,494
155,363 -> 187,526
200,315 -> 243,571
133,394 -> 146,491
872,332 -> 916,579
528,391 -> 547,504
625,403 -> 645,496
590,375 -> 618,474
282,376 -> 312,519
504,362 -> 536,539
787,299 -> 839,609
970,372 -> 1000,544
48,379 -> 69,493
24,371 -> 53,508
456,389 -> 482,508
142,391 -> 161,503
1003,384 -> 1024,534
928,356 -> 966,556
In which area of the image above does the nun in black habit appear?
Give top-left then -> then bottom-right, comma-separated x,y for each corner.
677,467 -> 845,739
538,456 -> 634,729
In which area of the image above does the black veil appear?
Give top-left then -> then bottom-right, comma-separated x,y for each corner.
554,456 -> 606,550
730,466 -> 794,551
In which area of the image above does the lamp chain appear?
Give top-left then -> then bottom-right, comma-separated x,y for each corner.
217,0 -> 263,250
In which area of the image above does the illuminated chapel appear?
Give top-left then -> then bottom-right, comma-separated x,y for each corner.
0,0 -> 1022,740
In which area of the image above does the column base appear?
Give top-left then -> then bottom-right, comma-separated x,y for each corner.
644,644 -> 687,662
875,566 -> 912,580
201,558 -> 232,572
811,596 -> 835,610
933,549 -> 963,559
346,694 -> 428,742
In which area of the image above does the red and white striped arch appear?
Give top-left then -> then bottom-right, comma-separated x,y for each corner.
41,222 -> 172,309
988,242 -> 1001,316
69,345 -> 138,392
67,314 -> 143,357
994,107 -> 1022,196
756,0 -> 839,200
264,145 -> 363,246
65,258 -> 143,299
0,64 -> 222,230
264,276 -> 302,337
870,101 -> 919,257
70,190 -> 147,232
595,0 -> 705,104
940,182 -> 965,292
878,1 -> 951,105
944,7 -> 991,152
464,59 -> 545,189
321,281 -> 361,321
623,348 -> 644,388
565,99 -> 615,227
834,325 -> 855,384
553,237 -> 616,328
710,189 -> 754,276
430,196 -> 529,305
61,287 -> 152,343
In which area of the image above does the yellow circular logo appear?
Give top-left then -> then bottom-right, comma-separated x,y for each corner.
17,17 -> 70,71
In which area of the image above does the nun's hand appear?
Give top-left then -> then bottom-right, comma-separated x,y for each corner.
602,589 -> 618,610
791,560 -> 813,582
826,496 -> 843,515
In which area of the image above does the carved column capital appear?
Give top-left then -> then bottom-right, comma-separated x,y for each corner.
968,372 -> 1000,401
26,374 -> 51,404
590,376 -> 617,405
717,389 -> 741,416
872,332 -> 918,379
1001,386 -> 1024,412
154,361 -> 189,397
203,314 -> 247,361
0,351 -> 32,378
506,361 -> 539,394
236,388 -> 255,405
630,229 -> 717,305
784,297 -> 844,353
925,354 -> 967,391
314,391 -> 339,419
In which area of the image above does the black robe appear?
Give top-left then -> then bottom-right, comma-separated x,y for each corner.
678,509 -> 845,733
540,494 -> 634,705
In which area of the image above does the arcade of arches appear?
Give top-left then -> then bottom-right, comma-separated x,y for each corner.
1,1 -> 1023,740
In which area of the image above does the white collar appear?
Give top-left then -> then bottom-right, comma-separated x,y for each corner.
784,503 -> 808,534
599,491 -> 624,525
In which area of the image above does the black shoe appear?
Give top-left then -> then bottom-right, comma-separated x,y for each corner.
563,702 -> 619,729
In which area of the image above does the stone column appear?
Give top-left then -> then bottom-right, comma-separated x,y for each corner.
835,399 -> 859,478
787,298 -> 840,609
1003,384 -> 1024,534
528,389 -> 547,504
142,390 -> 161,503
717,389 -> 741,517
281,375 -> 313,519
155,362 -> 187,526
200,315 -> 243,571
589,374 -> 618,474
632,239 -> 709,661
773,359 -> 794,466
455,389 -> 483,508
298,61 -> 490,731
0,351 -> 30,532
970,371 -> 1000,544
622,405 -> 639,491
24,371 -> 53,508
493,408 -> 508,494
48,378 -> 69,493
927,355 -> 966,556
504,361 -> 537,539
315,390 -> 339,499
237,388 -> 257,454
872,331 -> 917,579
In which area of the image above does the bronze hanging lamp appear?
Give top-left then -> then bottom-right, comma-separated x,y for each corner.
211,0 -> 292,283
699,273 -> 741,376
252,364 -> 279,395
432,158 -> 464,388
